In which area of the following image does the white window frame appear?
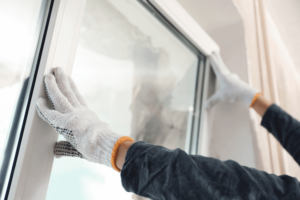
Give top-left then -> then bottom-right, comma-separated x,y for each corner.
145,0 -> 218,156
5,0 -> 219,199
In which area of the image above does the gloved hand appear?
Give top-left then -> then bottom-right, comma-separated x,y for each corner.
206,53 -> 262,109
36,67 -> 133,171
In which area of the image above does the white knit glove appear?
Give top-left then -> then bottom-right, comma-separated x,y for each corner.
206,53 -> 261,109
36,67 -> 133,171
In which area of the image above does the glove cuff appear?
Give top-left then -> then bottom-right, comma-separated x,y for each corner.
249,92 -> 263,107
110,136 -> 134,172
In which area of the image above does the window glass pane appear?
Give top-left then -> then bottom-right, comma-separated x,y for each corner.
47,0 -> 200,199
0,0 -> 49,197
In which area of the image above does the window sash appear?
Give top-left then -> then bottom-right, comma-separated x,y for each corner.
6,0 -> 218,199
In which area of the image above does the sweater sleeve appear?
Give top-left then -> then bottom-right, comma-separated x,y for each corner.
121,141 -> 300,200
261,104 -> 300,165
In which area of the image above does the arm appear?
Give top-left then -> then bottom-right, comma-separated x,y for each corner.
207,53 -> 300,165
116,96 -> 300,200
250,96 -> 300,164
252,95 -> 272,117
121,141 -> 300,200
114,92 -> 273,170
260,103 -> 300,165
116,141 -> 134,169
37,64 -> 300,200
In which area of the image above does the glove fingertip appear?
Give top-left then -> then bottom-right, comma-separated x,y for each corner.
53,67 -> 65,76
54,141 -> 84,159
54,142 -> 64,158
205,103 -> 211,110
205,100 -> 217,110
36,97 -> 46,106
205,95 -> 218,109
44,74 -> 55,86
54,154 -> 62,159
36,98 -> 50,113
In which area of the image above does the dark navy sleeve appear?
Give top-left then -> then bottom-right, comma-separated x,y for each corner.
121,141 -> 300,200
261,104 -> 300,165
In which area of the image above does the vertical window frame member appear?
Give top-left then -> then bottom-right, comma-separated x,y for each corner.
0,0 -> 54,199
7,0 -> 87,199
198,60 -> 217,157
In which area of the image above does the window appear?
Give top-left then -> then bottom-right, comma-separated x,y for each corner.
1,0 -> 219,199
0,0 -> 50,198
46,0 -> 205,199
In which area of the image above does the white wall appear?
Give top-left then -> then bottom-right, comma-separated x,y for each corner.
177,0 -> 257,168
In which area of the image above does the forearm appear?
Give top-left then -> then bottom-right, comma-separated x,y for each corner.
261,104 -> 300,165
116,96 -> 300,200
121,142 -> 300,200
116,141 -> 134,170
251,94 -> 300,165
251,95 -> 273,117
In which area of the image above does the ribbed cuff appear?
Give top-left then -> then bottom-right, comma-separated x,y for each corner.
111,136 -> 134,172
249,92 -> 263,107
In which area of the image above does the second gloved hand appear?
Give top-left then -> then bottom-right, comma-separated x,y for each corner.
206,53 -> 261,109
36,67 -> 133,171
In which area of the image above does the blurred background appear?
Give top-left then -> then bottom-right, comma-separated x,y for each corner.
0,0 -> 300,199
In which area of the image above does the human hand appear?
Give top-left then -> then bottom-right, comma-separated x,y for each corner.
206,53 -> 261,109
36,67 -> 133,171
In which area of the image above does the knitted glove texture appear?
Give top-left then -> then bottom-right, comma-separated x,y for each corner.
206,53 -> 259,109
36,67 -> 120,168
